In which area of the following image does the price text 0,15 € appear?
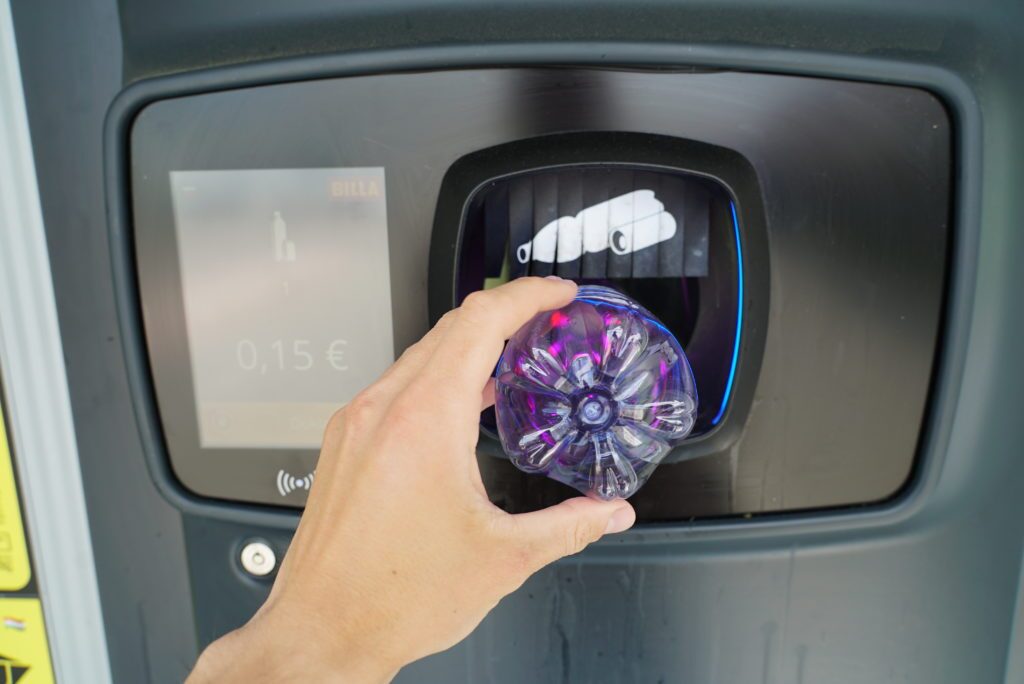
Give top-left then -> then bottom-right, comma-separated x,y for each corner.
235,339 -> 349,373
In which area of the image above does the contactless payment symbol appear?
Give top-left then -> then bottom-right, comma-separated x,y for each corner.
275,470 -> 315,497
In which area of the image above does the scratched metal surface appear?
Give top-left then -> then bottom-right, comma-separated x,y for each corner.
398,531 -> 1007,683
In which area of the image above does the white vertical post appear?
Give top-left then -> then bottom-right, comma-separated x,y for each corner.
0,1 -> 113,681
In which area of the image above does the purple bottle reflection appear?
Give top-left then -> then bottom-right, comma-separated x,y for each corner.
495,285 -> 698,500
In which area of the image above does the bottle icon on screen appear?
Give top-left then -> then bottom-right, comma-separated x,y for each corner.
273,210 -> 296,262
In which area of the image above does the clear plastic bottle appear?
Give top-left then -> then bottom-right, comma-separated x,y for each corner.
495,285 -> 698,500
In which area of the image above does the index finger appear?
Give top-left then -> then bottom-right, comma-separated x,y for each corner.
423,277 -> 578,398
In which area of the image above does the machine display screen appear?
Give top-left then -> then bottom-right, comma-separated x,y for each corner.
169,168 -> 394,448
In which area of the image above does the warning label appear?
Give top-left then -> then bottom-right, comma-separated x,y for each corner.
0,598 -> 52,683
0,404 -> 29,592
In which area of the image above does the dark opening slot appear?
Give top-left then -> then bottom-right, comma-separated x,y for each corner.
580,169 -> 610,279
458,164 -> 737,438
483,183 -> 509,279
555,170 -> 583,279
507,177 -> 533,280
529,174 -> 558,277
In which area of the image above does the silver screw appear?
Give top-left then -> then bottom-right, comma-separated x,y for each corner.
239,540 -> 277,577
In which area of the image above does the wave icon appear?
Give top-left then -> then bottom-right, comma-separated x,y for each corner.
276,469 -> 315,497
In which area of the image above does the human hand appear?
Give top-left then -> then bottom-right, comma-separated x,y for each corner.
188,277 -> 636,683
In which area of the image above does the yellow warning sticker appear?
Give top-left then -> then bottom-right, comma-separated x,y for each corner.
0,598 -> 53,683
0,406 -> 30,592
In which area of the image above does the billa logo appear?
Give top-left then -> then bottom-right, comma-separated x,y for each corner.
0,653 -> 29,683
516,189 -> 676,264
329,178 -> 382,199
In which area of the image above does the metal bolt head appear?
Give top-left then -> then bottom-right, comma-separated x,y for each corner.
240,540 -> 276,577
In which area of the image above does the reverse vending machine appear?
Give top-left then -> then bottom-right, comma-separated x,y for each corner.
4,1 -> 1024,682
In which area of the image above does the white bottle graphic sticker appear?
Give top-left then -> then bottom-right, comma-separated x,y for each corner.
516,189 -> 676,264
273,210 -> 296,262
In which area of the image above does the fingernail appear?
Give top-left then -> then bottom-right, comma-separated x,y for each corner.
545,275 -> 564,281
604,505 -> 635,535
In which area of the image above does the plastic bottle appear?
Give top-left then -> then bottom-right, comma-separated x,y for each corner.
495,285 -> 698,500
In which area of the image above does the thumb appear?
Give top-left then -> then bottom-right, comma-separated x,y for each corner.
507,497 -> 636,572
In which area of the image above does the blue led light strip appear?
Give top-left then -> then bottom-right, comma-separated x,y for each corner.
711,202 -> 744,426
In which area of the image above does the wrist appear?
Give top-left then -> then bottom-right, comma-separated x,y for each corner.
189,603 -> 400,684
